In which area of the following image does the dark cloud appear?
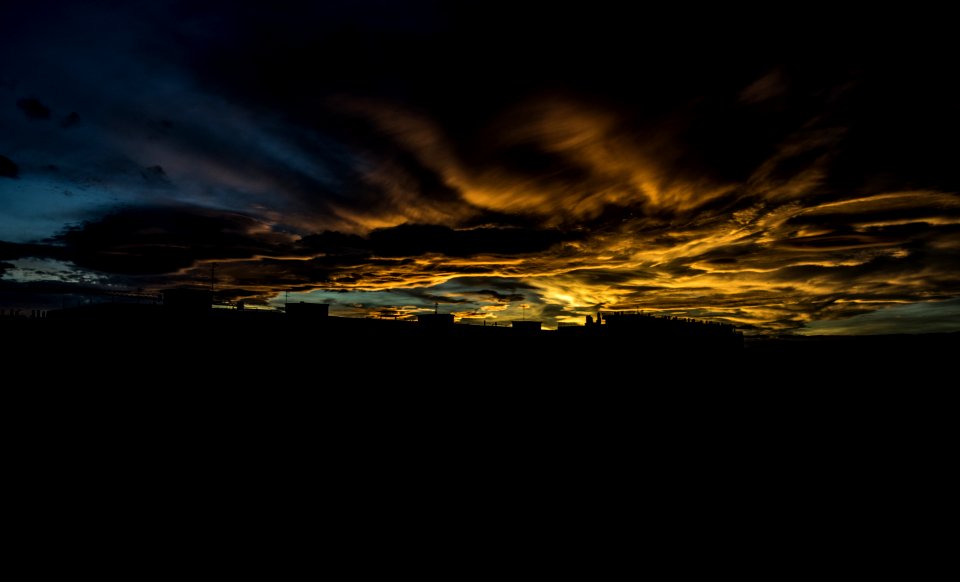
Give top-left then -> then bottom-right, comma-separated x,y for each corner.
49,206 -> 287,275
394,288 -> 470,305
303,224 -> 575,258
139,165 -> 169,184
0,240 -> 54,261
16,97 -> 50,120
539,303 -> 583,321
473,290 -> 525,303
0,154 -> 18,178
562,269 -> 658,287
370,224 -> 575,257
59,111 -> 80,128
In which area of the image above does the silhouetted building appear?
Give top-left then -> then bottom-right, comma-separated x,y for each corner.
163,288 -> 212,312
48,302 -> 161,322
600,311 -> 743,350
418,313 -> 454,327
557,322 -> 585,336
285,302 -> 329,319
511,320 -> 542,334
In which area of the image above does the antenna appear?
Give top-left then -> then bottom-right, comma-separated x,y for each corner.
435,302 -> 438,315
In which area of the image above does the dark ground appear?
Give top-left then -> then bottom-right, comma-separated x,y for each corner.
3,312 -> 957,385
3,314 -> 951,552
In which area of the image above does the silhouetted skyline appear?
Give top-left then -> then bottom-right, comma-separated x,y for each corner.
14,292 -> 742,348
6,295 -> 959,385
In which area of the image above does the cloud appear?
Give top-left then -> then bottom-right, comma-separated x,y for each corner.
59,111 -> 80,128
48,205 -> 291,275
1,1 -> 959,333
139,165 -> 169,185
16,97 -> 50,120
470,289 -> 526,303
739,69 -> 788,104
0,155 -> 17,178
802,299 -> 960,336
304,224 -> 575,258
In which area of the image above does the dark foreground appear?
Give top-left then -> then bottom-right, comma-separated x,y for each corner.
3,313 -> 952,543
3,311 -> 958,386
5,312 -> 954,461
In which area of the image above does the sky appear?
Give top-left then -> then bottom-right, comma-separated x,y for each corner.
2,0 -> 959,333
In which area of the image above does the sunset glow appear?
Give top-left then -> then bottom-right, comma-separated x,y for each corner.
2,2 -> 958,335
